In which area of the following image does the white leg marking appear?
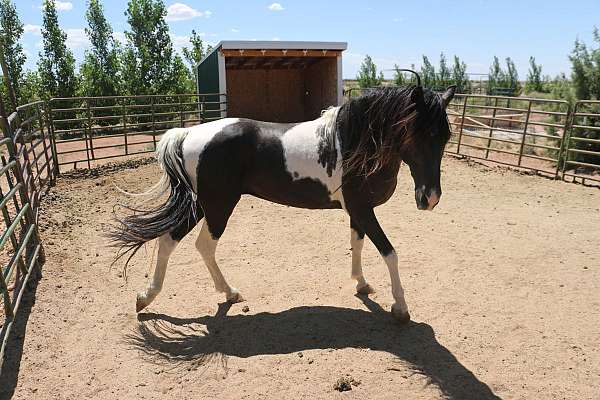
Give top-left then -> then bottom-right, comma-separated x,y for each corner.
196,222 -> 243,303
351,229 -> 374,294
383,251 -> 409,315
137,234 -> 178,312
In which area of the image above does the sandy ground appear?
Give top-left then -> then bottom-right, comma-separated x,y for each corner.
1,156 -> 599,400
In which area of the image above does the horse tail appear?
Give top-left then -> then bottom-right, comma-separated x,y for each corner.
109,127 -> 197,268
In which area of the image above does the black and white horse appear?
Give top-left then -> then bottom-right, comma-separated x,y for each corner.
112,82 -> 456,323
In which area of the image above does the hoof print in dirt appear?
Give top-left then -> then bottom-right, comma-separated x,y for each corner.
334,375 -> 360,392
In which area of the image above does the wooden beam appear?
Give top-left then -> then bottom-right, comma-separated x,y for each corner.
221,49 -> 341,58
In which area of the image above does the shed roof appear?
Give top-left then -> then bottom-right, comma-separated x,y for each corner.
197,40 -> 347,70
217,40 -> 347,51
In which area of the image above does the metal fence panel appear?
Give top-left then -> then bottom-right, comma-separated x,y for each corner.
562,101 -> 600,185
49,93 -> 227,170
343,89 -> 584,181
0,138 -> 44,368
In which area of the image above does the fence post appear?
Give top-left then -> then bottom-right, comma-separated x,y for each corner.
456,95 -> 468,155
485,97 -> 499,159
517,101 -> 533,166
35,102 -> 52,185
85,98 -> 94,165
45,100 -> 60,177
151,96 -> 156,150
199,95 -> 205,124
560,102 -> 578,181
179,95 -> 184,128
554,102 -> 572,180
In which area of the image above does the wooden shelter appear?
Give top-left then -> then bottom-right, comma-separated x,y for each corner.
196,40 -> 347,122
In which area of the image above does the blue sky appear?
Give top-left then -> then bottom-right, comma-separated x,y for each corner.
16,0 -> 600,79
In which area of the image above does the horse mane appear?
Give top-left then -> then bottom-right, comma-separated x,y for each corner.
318,86 -> 450,178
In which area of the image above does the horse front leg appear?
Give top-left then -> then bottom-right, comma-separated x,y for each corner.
348,207 -> 410,323
350,219 -> 375,294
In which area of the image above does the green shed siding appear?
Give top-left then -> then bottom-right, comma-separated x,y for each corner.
197,50 -> 222,120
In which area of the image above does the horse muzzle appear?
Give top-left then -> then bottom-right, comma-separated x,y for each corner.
415,187 -> 440,211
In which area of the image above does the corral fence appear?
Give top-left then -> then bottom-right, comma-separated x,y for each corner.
345,88 -> 600,185
0,100 -> 52,366
0,90 -> 599,371
49,93 -> 227,170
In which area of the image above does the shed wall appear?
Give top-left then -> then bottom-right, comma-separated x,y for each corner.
196,51 -> 222,119
226,69 -> 305,122
225,58 -> 340,123
304,58 -> 338,120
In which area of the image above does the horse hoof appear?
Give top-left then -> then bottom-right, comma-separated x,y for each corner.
227,289 -> 245,304
356,283 -> 376,295
391,305 -> 411,324
136,295 -> 147,313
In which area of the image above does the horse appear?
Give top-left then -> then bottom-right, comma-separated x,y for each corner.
111,80 -> 456,323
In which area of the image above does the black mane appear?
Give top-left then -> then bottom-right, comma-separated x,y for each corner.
332,86 -> 451,177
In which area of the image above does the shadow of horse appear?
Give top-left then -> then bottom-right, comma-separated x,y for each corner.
128,295 -> 501,400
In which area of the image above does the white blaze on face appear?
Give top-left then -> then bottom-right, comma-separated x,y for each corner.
181,118 -> 240,192
280,108 -> 345,206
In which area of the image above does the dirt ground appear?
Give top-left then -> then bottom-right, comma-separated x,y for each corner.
2,156 -> 599,400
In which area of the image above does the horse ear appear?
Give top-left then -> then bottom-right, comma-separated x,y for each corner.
441,85 -> 457,108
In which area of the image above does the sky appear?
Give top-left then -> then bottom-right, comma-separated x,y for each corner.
16,0 -> 600,80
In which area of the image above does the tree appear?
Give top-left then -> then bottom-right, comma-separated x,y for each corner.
420,55 -> 436,88
122,0 -> 175,95
525,56 -> 543,93
407,63 -> 417,85
79,0 -> 121,97
392,64 -> 405,86
38,0 -> 77,99
171,54 -> 194,93
451,55 -> 469,93
438,52 -> 450,88
505,57 -> 519,92
0,0 -> 25,108
488,56 -> 504,92
20,70 -> 42,104
356,55 -> 383,88
182,30 -> 211,74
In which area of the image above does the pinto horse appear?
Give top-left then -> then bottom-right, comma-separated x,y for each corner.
112,82 -> 456,323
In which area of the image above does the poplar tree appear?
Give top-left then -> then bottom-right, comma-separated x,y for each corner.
38,0 -> 77,99
451,55 -> 469,93
182,30 -> 211,73
488,56 -> 504,93
505,57 -> 519,92
122,0 -> 174,94
356,55 -> 384,88
0,0 -> 25,107
392,64 -> 405,86
525,56 -> 543,93
438,52 -> 450,88
420,55 -> 436,87
80,0 -> 121,97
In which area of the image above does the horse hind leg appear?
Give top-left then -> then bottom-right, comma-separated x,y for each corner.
194,187 -> 244,303
136,212 -> 202,312
136,233 -> 178,312
196,221 -> 244,303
